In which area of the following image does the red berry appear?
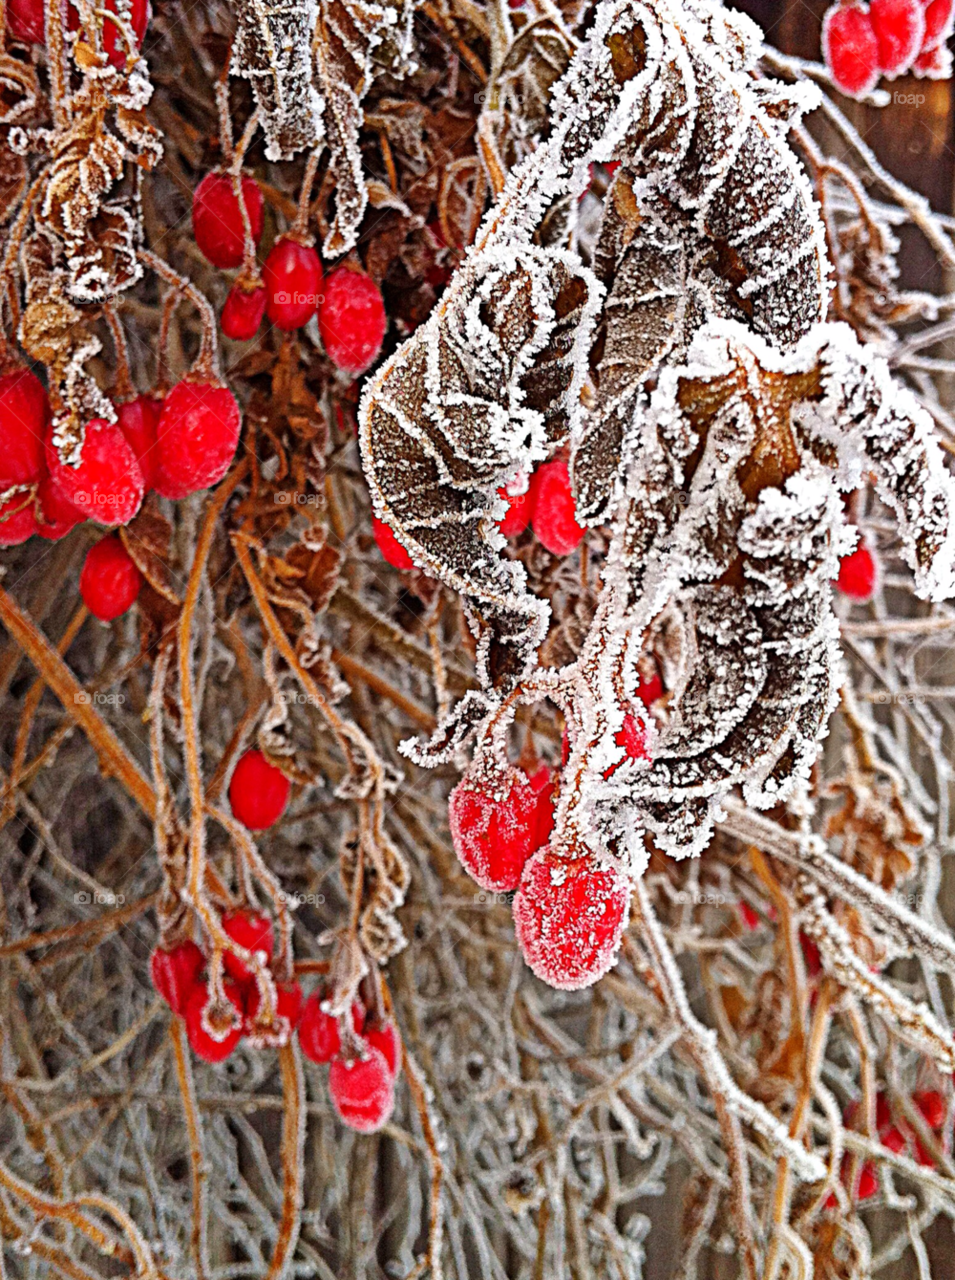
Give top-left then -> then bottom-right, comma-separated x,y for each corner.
5,0 -> 45,43
8,0 -> 148,60
152,379 -> 241,500
228,748 -> 290,830
616,712 -> 649,761
79,536 -> 143,621
116,396 -> 161,491
876,1092 -> 892,1130
800,932 -> 822,977
262,238 -> 323,331
328,1047 -> 395,1133
221,281 -> 267,341
835,542 -> 877,600
298,995 -> 364,1064
45,418 -> 144,526
221,907 -> 275,984
364,1019 -> 401,1077
531,460 -> 585,556
870,0 -> 924,72
822,4 -> 881,97
192,173 -> 264,271
0,491 -> 38,545
914,1088 -> 946,1129
35,472 -> 83,540
913,39 -> 952,72
0,368 -> 48,485
739,900 -> 760,931
526,764 -> 555,851
637,671 -> 664,706
449,769 -> 547,893
244,980 -> 304,1034
185,980 -> 244,1063
372,515 -> 415,570
150,940 -> 205,1016
318,267 -> 386,375
856,1162 -> 879,1199
882,1124 -> 907,1153
512,849 -> 630,990
920,0 -> 953,48
497,472 -> 536,537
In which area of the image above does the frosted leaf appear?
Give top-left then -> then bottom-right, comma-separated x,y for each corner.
232,0 -> 324,161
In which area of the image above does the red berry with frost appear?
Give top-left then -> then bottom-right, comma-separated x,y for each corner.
913,39 -> 952,72
221,280 -> 267,341
35,472 -> 83,540
0,492 -> 37,545
8,0 -> 148,60
637,671 -> 664,706
0,368 -> 48,485
532,460 -> 585,556
835,542 -> 877,600
449,769 -> 546,893
263,237 -> 323,331
116,396 -> 161,490
497,471 -> 535,537
244,980 -> 304,1034
192,173 -> 263,271
512,849 -> 631,990
152,379 -> 241,500
870,0 -> 924,72
328,1047 -> 395,1133
372,516 -> 415,570
185,980 -> 244,1063
318,266 -> 387,375
150,940 -> 205,1016
526,764 -> 555,850
822,4 -> 881,98
45,418 -> 144,526
856,1162 -> 879,1199
228,748 -> 290,830
920,0 -> 953,48
298,995 -> 364,1064
616,712 -> 650,760
914,1088 -> 946,1129
5,0 -> 45,43
80,536 -> 143,621
221,907 -> 275,984
364,1019 -> 401,1077
882,1124 -> 906,1153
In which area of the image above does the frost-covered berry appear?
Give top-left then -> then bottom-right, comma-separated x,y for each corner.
526,764 -> 555,851
221,280 -> 267,341
364,1018 -> 401,1077
8,0 -> 148,61
192,173 -> 264,270
637,671 -> 664,706
497,471 -> 535,537
870,0 -> 924,72
914,1088 -> 946,1129
221,907 -> 275,984
913,39 -> 952,72
835,542 -> 877,600
0,368 -> 48,486
228,748 -> 290,830
822,3 -> 881,97
117,396 -> 161,491
150,940 -> 205,1016
5,0 -> 45,43
856,1163 -> 879,1199
318,267 -> 387,375
152,379 -> 241,500
449,768 -> 549,893
263,237 -> 323,331
512,849 -> 631,990
372,516 -> 415,570
920,0 -> 953,48
328,1047 -> 395,1133
185,980 -> 244,1063
80,536 -> 143,621
45,418 -> 144,526
298,994 -> 364,1063
36,472 -> 84,540
532,460 -> 585,556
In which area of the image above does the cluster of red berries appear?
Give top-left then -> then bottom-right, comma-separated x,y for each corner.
150,926 -> 400,1133
6,0 -> 149,64
193,175 -> 387,374
823,0 -> 953,98
829,1088 -> 949,1203
298,992 -> 401,1133
0,363 -> 241,550
448,673 -> 662,989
